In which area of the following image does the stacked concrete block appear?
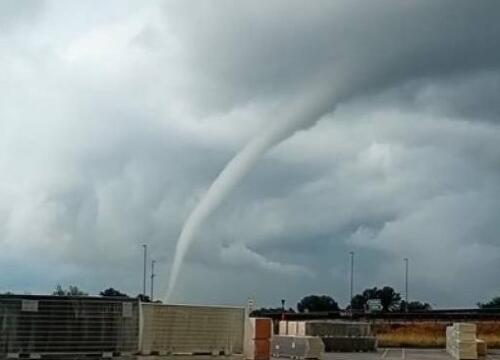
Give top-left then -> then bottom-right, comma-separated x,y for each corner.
271,335 -> 324,359
295,321 -> 377,352
446,323 -> 478,360
245,318 -> 272,360
447,326 -> 453,352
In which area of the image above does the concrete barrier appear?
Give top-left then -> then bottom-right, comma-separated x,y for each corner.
292,321 -> 376,352
297,321 -> 372,337
271,335 -> 324,359
140,303 -> 245,355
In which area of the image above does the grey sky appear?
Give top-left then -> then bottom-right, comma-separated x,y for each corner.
0,0 -> 499,308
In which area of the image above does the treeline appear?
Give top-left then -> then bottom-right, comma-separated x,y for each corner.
0,285 -> 161,303
3,285 -> 499,311
250,286 -> 500,316
51,285 -> 162,303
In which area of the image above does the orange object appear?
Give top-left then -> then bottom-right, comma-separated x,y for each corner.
253,339 -> 271,360
252,318 -> 272,340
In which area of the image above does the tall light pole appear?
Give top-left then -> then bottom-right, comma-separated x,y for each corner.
403,257 -> 409,309
349,251 -> 355,304
150,260 -> 156,301
142,244 -> 148,296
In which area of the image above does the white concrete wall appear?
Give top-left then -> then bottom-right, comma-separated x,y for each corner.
140,303 -> 245,355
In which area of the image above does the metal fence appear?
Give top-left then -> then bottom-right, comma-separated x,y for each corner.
0,295 -> 139,358
140,303 -> 245,355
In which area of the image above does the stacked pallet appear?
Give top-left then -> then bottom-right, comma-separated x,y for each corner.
476,339 -> 487,357
271,335 -> 324,359
245,318 -> 272,360
279,321 -> 288,336
294,321 -> 377,352
446,323 -> 478,360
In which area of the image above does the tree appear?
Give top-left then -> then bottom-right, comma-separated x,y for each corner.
250,307 -> 295,317
52,285 -> 88,296
350,294 -> 366,311
350,286 -> 401,312
400,300 -> 432,312
137,294 -> 152,302
379,286 -> 401,311
478,296 -> 500,309
100,288 -> 129,297
297,295 -> 339,313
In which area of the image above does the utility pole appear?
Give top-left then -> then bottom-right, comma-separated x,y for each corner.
404,257 -> 409,310
142,244 -> 148,296
349,251 -> 355,304
150,260 -> 156,301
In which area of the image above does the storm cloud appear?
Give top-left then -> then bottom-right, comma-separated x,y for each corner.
0,0 -> 499,307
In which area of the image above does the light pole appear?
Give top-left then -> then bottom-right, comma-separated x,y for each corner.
142,244 -> 148,296
150,260 -> 156,301
403,257 -> 409,309
349,251 -> 355,304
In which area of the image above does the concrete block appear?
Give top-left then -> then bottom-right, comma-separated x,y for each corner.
271,335 -> 324,359
297,321 -> 372,337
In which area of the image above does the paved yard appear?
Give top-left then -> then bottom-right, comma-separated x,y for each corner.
135,349 -> 500,360
325,348 -> 500,360
15,350 -> 500,359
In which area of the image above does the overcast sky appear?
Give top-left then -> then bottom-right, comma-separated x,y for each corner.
1,0 -> 499,308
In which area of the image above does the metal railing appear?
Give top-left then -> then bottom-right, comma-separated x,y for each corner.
0,295 -> 139,357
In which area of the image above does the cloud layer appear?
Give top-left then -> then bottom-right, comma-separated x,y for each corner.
0,0 -> 499,307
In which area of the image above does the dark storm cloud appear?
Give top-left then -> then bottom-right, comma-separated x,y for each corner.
0,0 -> 44,32
0,1 -> 499,307
163,0 -> 500,113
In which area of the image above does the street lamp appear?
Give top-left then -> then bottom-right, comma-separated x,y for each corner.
142,244 -> 148,296
403,257 -> 409,310
349,251 -> 355,304
150,260 -> 156,301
